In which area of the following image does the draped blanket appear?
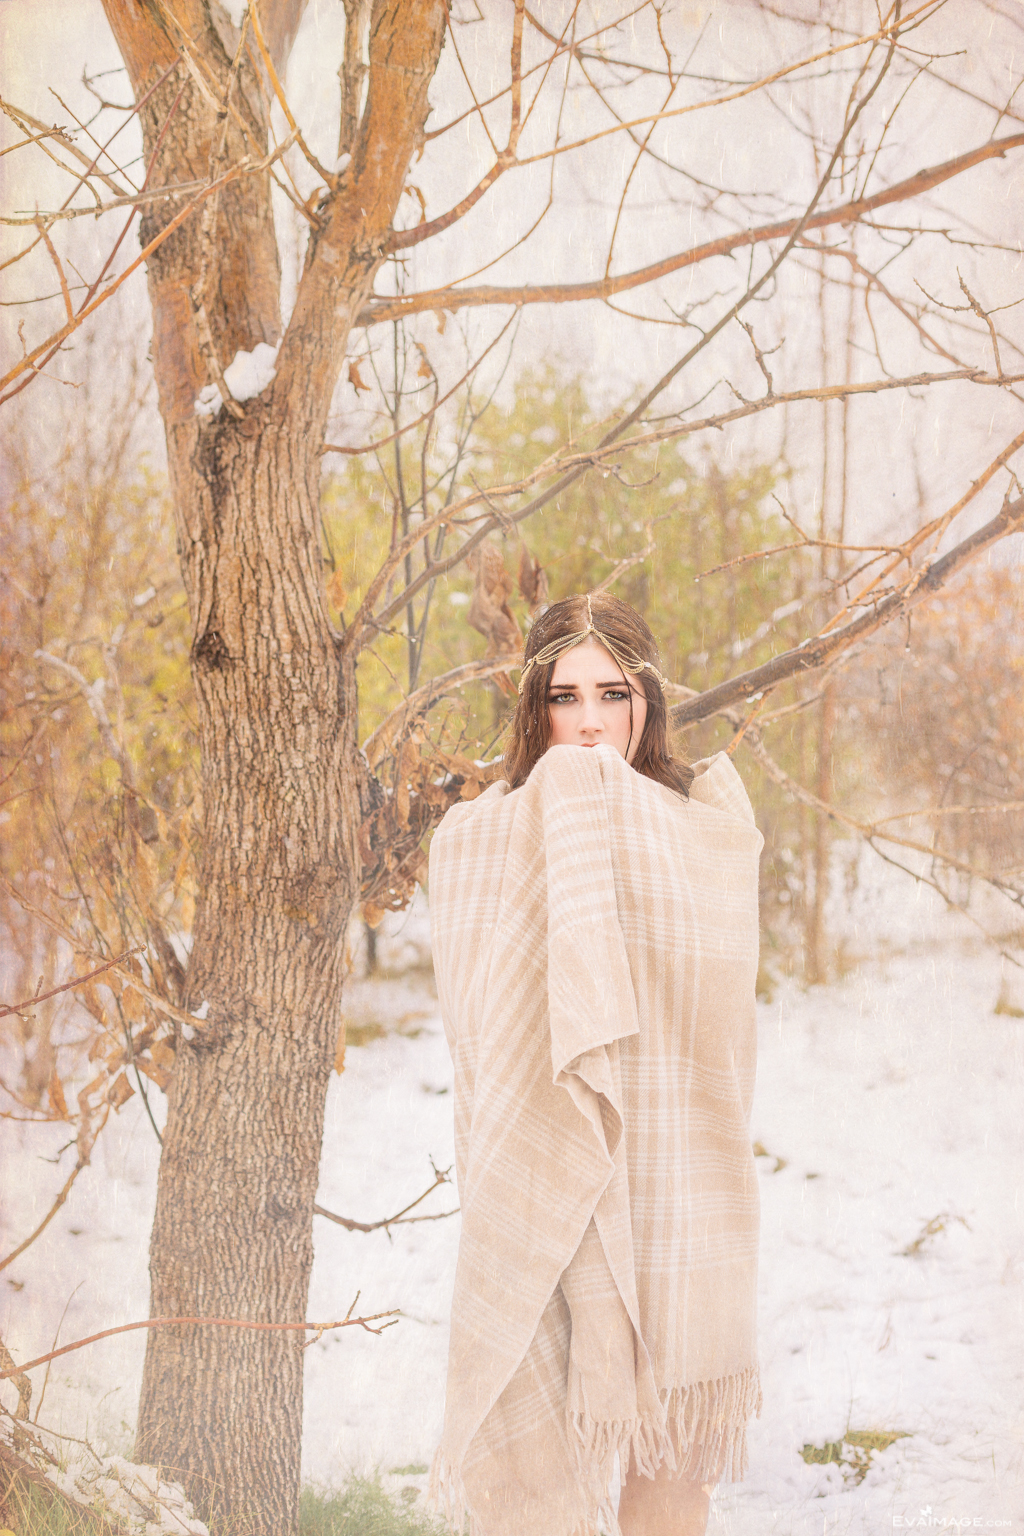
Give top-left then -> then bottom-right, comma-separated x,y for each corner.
428,745 -> 764,1536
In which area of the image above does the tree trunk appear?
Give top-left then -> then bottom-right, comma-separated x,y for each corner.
95,4 -> 447,1525
134,402 -> 362,1532
807,683 -> 835,985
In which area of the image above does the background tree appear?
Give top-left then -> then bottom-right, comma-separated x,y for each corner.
2,1 -> 1024,1530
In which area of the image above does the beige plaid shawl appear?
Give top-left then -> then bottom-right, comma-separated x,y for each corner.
428,745 -> 763,1536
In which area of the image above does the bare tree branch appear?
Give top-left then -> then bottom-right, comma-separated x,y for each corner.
819,421 -> 1024,631
248,0 -> 334,187
669,495 -> 1024,727
322,310 -> 518,457
388,0 -> 941,253
0,1159 -> 89,1275
0,1305 -> 400,1380
740,733 -> 1023,959
360,658 -> 521,762
359,131 -> 1024,327
0,948 -> 142,1021
0,876 -> 206,1033
0,97 -> 132,199
359,367 -> 1013,641
0,139 -> 296,400
313,1162 -> 456,1234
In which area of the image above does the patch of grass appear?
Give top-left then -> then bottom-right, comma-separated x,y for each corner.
299,1475 -> 446,1536
343,1011 -> 434,1049
1,1462 -> 449,1536
800,1429 -> 911,1485
844,1429 -> 909,1452
899,1211 -> 969,1257
343,1021 -> 388,1047
754,958 -> 775,1003
0,1471 -> 105,1535
752,1140 -> 788,1174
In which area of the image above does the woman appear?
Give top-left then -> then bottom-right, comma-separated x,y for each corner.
429,593 -> 763,1536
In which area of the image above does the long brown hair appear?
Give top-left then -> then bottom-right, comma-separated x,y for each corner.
503,592 -> 693,796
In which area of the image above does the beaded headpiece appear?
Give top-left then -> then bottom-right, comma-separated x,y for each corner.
517,593 -> 670,695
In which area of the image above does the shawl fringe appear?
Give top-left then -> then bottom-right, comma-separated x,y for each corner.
661,1365 -> 763,1485
569,1408 -> 671,1487
429,1366 -> 762,1533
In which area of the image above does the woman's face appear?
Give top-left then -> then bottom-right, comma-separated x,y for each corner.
546,638 -> 648,764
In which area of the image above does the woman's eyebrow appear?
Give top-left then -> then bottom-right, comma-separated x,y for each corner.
546,679 -> 632,692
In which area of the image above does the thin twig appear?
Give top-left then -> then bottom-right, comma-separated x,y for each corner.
741,731 -> 1023,913
0,875 -> 206,1032
871,801 -> 1024,826
248,0 -> 334,187
314,1204 -> 459,1233
313,1163 -> 457,1234
669,493 -> 1024,728
0,947 -> 142,1020
361,658 -> 522,764
0,134 -> 296,399
322,311 -> 519,457
959,272 -> 1004,380
33,1284 -> 84,1424
359,130 -> 1024,327
34,222 -> 73,321
1,1307 -> 401,1379
818,422 -> 1024,634
0,1159 -> 88,1274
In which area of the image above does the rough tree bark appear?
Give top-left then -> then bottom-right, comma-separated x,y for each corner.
98,2 -> 447,1528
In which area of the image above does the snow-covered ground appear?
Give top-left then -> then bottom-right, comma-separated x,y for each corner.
3,926 -> 1023,1531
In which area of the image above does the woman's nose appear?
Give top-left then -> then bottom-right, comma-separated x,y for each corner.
578,699 -> 603,734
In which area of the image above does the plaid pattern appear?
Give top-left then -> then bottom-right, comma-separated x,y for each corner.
428,746 -> 764,1535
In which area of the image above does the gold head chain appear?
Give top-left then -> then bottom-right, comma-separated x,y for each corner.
517,594 -> 669,695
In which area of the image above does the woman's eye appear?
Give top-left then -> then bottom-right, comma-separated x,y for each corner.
548,692 -> 575,704
604,690 -> 629,701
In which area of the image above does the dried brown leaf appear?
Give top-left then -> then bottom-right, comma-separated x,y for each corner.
77,982 -> 109,1025
326,567 -> 348,611
415,343 -> 434,381
467,544 -> 522,657
108,1071 -> 134,1110
137,1058 -> 171,1092
132,839 -> 160,905
47,1066 -> 69,1121
119,986 -> 146,1026
150,1037 -> 175,1069
518,542 -> 548,611
79,1072 -> 109,1104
